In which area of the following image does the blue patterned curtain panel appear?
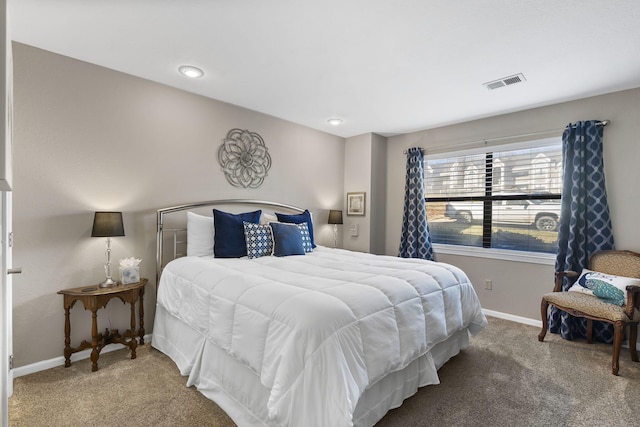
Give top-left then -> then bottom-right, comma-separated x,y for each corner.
398,147 -> 434,260
549,120 -> 615,343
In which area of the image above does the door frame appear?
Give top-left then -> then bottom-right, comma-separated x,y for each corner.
1,191 -> 12,426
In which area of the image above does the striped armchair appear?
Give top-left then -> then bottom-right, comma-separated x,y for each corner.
538,250 -> 640,375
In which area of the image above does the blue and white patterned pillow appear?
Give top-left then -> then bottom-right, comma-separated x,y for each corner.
243,222 -> 273,259
586,278 -> 625,306
568,268 -> 640,306
297,222 -> 313,253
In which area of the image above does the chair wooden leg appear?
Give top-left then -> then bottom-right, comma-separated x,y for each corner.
538,299 -> 549,342
612,321 -> 624,376
629,323 -> 639,363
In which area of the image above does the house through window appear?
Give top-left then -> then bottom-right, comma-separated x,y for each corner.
424,138 -> 562,254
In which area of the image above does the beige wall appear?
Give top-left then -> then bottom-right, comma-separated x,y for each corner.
386,88 -> 640,320
369,133 -> 386,255
11,41 -> 640,369
343,134 -> 372,252
11,43 -> 345,368
343,132 -> 388,254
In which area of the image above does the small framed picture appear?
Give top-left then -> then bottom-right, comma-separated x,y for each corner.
347,192 -> 366,216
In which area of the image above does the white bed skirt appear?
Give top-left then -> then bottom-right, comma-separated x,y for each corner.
152,305 -> 471,427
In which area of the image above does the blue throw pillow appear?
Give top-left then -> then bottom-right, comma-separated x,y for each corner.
270,222 -> 305,257
213,209 -> 261,258
243,222 -> 273,259
275,210 -> 316,248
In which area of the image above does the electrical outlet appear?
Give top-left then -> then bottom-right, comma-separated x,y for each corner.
484,279 -> 492,290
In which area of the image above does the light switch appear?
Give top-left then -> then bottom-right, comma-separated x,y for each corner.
349,224 -> 359,237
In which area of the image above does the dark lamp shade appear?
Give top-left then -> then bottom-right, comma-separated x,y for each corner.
328,210 -> 343,225
91,212 -> 125,237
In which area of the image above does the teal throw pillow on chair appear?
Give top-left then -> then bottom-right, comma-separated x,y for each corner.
585,278 -> 625,306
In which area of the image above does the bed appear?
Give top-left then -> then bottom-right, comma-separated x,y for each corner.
151,200 -> 487,427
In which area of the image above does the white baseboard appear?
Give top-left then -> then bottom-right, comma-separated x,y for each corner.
15,312 -> 542,378
13,308 -> 639,378
12,334 -> 152,379
482,309 -> 542,328
14,314 -> 543,378
481,308 -> 640,351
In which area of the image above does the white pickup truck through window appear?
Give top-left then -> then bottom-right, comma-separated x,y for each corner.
444,196 -> 561,231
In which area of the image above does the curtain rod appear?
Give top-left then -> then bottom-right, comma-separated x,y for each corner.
403,120 -> 609,154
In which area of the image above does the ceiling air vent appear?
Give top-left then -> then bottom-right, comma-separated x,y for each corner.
484,73 -> 526,90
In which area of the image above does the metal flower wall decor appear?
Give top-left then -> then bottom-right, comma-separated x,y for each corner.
218,128 -> 272,188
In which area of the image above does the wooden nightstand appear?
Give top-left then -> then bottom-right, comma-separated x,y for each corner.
58,278 -> 147,372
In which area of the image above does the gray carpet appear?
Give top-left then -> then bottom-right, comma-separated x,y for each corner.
9,316 -> 640,426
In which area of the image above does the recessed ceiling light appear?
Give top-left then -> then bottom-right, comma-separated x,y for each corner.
178,65 -> 204,78
327,118 -> 343,126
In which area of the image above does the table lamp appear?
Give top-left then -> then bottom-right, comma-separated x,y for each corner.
91,212 -> 125,287
328,210 -> 343,248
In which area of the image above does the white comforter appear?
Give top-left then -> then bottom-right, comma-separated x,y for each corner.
156,247 -> 487,427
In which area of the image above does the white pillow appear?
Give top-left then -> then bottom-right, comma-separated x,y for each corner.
568,268 -> 640,302
260,212 -> 314,224
187,212 -> 214,257
567,283 -> 595,296
260,212 -> 278,225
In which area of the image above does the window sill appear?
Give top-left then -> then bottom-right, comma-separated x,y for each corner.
433,243 -> 556,265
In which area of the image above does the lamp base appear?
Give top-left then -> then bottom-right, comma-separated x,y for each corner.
99,278 -> 116,288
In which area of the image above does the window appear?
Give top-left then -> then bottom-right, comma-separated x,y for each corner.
425,138 -> 562,254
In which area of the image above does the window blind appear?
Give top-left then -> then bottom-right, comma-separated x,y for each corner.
425,140 -> 562,253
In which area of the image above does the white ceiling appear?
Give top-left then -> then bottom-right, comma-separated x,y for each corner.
8,0 -> 640,138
